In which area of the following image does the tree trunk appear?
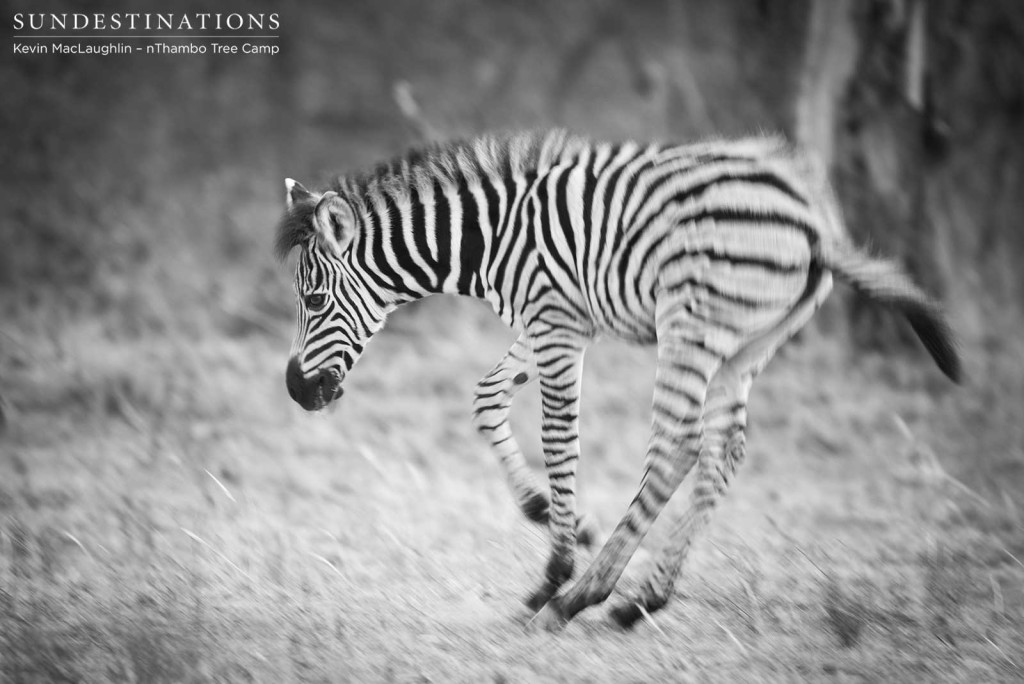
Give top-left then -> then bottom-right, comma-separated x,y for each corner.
796,0 -> 957,350
795,0 -> 857,168
834,0 -> 953,352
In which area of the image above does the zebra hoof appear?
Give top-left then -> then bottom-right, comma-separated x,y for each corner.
521,492 -> 550,524
524,582 -> 557,613
528,600 -> 569,633
608,600 -> 646,630
610,591 -> 670,630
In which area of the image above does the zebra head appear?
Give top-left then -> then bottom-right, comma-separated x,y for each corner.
277,179 -> 388,411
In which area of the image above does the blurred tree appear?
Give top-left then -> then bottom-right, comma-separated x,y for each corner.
797,0 -> 1024,348
546,0 -> 657,126
835,0 -> 950,351
3,0 -> 1020,341
795,0 -> 857,169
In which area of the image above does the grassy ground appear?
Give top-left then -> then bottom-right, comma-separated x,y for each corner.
2,294 -> 1023,682
2,1 -> 1023,681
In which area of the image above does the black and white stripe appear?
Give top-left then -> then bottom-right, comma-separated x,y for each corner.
277,129 -> 960,630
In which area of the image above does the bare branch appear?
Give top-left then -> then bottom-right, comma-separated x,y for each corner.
393,80 -> 442,143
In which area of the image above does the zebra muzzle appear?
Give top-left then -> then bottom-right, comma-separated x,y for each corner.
286,358 -> 344,411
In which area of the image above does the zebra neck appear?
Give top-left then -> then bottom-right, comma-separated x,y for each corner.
363,178 -> 498,303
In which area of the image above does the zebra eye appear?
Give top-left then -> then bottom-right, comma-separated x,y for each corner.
305,293 -> 327,311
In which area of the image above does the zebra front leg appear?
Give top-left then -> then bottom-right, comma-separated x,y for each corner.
523,337 -> 587,612
609,369 -> 752,628
472,335 -> 601,548
530,336 -> 723,631
472,335 -> 548,521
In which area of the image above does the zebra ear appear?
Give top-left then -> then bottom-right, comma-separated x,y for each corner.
285,178 -> 312,209
313,191 -> 357,255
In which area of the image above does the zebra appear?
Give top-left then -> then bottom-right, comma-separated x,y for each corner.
275,130 -> 960,631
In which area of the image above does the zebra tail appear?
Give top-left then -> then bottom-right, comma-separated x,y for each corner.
816,243 -> 963,383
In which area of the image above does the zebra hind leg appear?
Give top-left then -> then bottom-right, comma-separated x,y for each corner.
607,264 -> 830,628
608,368 -> 752,628
472,336 -> 600,549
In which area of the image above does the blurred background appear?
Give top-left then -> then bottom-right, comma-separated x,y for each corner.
2,0 -> 1023,681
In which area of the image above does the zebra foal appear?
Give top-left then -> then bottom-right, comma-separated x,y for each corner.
275,130 -> 960,631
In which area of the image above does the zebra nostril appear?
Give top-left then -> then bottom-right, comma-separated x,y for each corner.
317,368 -> 343,401
286,357 -> 305,403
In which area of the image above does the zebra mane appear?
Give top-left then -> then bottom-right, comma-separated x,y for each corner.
275,129 -> 590,261
274,193 -> 318,262
338,129 -> 591,210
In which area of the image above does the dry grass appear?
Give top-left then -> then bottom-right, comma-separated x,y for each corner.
2,298 -> 1023,682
